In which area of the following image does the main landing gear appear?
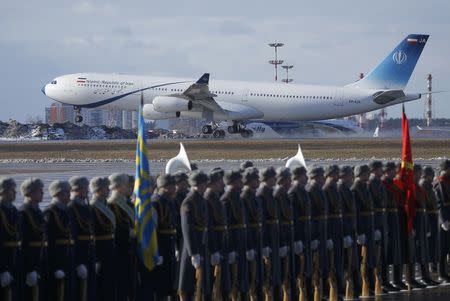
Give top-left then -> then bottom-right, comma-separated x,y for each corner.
201,123 -> 226,138
227,121 -> 253,138
74,106 -> 83,123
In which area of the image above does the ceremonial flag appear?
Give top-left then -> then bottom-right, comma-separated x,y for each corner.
394,105 -> 416,233
134,96 -> 159,271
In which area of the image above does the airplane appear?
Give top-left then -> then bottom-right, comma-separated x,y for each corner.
42,34 -> 429,138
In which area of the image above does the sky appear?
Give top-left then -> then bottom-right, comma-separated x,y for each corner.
1,0 -> 450,122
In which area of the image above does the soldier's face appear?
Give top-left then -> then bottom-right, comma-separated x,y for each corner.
359,172 -> 369,182
176,180 -> 189,192
373,168 -> 383,178
341,174 -> 353,185
265,177 -> 277,187
97,186 -> 110,199
29,188 -> 44,203
316,175 -> 325,186
249,179 -> 260,190
196,183 -> 208,195
59,190 -> 71,204
384,169 -> 396,180
1,188 -> 16,202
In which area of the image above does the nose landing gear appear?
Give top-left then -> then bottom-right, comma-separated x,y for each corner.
74,106 -> 83,123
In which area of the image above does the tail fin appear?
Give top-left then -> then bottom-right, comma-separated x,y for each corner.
348,34 -> 429,90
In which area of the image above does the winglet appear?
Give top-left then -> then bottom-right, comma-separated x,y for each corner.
196,73 -> 210,85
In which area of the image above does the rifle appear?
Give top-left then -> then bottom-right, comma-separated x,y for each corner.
344,246 -> 354,300
282,255 -> 290,301
263,256 -> 272,301
298,254 -> 306,301
328,248 -> 338,301
374,241 -> 382,295
231,262 -> 239,301
31,285 -> 39,301
312,250 -> 322,301
360,245 -> 370,298
212,264 -> 222,300
194,266 -> 203,301
249,259 -> 257,301
3,286 -> 12,301
56,279 -> 65,301
80,278 -> 88,301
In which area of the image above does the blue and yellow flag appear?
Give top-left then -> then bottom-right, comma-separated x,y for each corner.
134,102 -> 159,271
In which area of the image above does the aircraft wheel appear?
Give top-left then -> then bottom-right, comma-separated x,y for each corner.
213,130 -> 222,138
202,125 -> 213,134
75,115 -> 83,123
219,130 -> 226,138
227,126 -> 235,134
240,129 -> 253,138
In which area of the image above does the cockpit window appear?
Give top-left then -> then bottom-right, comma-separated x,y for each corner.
51,80 -> 57,84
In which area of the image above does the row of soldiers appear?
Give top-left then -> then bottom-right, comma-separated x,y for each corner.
0,159 -> 449,300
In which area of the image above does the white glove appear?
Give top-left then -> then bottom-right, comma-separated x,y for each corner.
262,247 -> 271,258
157,256 -> 164,266
0,272 -> 13,288
343,236 -> 353,248
175,250 -> 180,261
357,234 -> 366,245
311,240 -> 319,251
26,271 -> 39,287
427,232 -> 431,238
95,262 -> 101,274
76,264 -> 88,280
279,246 -> 288,258
228,251 -> 237,264
54,270 -> 65,279
191,254 -> 201,269
294,241 -> 304,255
374,229 -> 382,241
246,249 -> 255,261
442,221 -> 450,231
326,239 -> 334,250
211,252 -> 221,266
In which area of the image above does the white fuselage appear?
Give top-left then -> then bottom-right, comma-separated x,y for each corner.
42,73 -> 419,121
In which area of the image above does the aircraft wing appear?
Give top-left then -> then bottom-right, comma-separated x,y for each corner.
170,73 -> 263,120
181,73 -> 225,113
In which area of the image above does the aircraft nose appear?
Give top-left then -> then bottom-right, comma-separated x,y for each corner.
41,84 -> 46,95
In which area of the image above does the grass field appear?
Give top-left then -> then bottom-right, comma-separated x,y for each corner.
0,138 -> 449,160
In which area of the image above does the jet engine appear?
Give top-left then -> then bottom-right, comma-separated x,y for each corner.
152,96 -> 193,113
143,104 -> 180,120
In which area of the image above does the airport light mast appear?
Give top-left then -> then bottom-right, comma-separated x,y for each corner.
425,73 -> 433,127
282,65 -> 294,83
268,43 -> 284,81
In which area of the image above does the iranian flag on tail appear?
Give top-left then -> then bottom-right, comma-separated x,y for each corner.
407,38 -> 418,44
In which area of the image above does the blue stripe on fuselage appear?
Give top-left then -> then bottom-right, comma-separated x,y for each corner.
63,81 -> 191,108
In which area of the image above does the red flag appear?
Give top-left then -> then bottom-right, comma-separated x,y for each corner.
394,107 -> 416,233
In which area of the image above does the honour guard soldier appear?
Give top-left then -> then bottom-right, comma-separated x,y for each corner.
257,167 -> 282,301
45,181 -> 76,301
420,166 -> 441,286
174,172 -> 190,212
368,161 -> 390,293
222,170 -> 248,301
107,173 -> 135,301
89,177 -> 116,301
435,159 -> 450,283
240,161 -> 254,173
0,178 -> 21,301
381,162 -> 404,290
20,178 -> 48,301
274,167 -> 295,301
179,171 -> 210,301
68,176 -> 96,301
149,174 -> 179,300
351,165 -> 375,297
288,166 -> 311,301
322,165 -> 343,300
241,167 -> 263,301
413,165 -> 434,287
205,168 -> 230,300
307,166 -> 329,301
337,166 -> 359,299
